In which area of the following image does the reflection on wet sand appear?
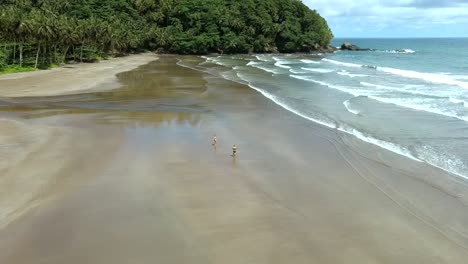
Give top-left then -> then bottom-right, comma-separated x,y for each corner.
2,56 -> 468,264
97,112 -> 205,127
0,57 -> 211,125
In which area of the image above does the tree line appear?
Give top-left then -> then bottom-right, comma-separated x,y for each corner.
0,0 -> 333,71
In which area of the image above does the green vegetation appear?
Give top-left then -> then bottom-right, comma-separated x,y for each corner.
0,0 -> 333,70
0,65 -> 36,74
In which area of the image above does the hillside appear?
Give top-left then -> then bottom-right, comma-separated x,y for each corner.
0,0 -> 333,69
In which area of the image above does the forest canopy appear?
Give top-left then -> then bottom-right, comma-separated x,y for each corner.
0,0 -> 333,69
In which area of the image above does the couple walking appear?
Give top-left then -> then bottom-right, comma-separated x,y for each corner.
213,135 -> 237,156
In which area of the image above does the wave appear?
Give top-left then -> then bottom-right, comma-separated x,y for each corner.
377,67 -> 468,89
274,61 -> 291,69
337,126 -> 421,162
366,96 -> 468,122
323,58 -> 468,89
301,67 -> 334,73
255,55 -> 273,62
343,98 -> 360,115
290,75 -> 364,97
246,61 -> 261,66
322,58 -> 361,68
293,77 -> 468,121
246,61 -> 282,74
223,72 -> 466,178
379,49 -> 416,54
238,80 -> 421,162
236,74 -> 337,129
453,75 -> 468,81
289,69 -> 309,74
449,98 -> 468,107
300,59 -> 320,64
337,71 -> 369,78
239,73 -> 418,164
415,145 -> 468,179
359,82 -> 446,98
252,65 -> 282,74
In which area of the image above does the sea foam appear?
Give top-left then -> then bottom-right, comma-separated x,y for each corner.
301,67 -> 334,73
322,58 -> 468,89
338,71 -> 369,78
343,98 -> 361,115
300,59 -> 320,64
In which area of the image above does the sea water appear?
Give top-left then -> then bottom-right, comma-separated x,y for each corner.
199,38 -> 468,179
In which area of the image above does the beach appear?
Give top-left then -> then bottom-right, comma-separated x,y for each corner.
0,53 -> 157,97
1,55 -> 468,263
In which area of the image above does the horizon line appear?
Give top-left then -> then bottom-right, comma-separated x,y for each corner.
333,36 -> 468,39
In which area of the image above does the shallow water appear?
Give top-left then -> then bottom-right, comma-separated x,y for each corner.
195,39 -> 468,179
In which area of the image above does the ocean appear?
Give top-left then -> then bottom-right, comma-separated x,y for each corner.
194,38 -> 468,179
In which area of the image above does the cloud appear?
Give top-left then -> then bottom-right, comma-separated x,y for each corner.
383,0 -> 468,8
302,0 -> 468,37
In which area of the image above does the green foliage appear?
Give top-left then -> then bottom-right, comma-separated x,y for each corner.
0,65 -> 36,74
0,0 -> 333,68
0,50 -> 7,70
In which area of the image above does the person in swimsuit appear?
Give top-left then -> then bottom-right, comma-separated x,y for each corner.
213,135 -> 218,146
232,145 -> 237,156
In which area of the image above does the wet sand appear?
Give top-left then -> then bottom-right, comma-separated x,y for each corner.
1,56 -> 468,263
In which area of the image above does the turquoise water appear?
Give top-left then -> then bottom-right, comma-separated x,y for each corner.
198,38 -> 468,178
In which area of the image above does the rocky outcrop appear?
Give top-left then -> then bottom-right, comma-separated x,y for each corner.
306,44 -> 337,53
340,42 -> 371,51
323,45 -> 338,52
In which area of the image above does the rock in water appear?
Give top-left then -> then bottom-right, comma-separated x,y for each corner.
340,42 -> 373,51
341,42 -> 361,50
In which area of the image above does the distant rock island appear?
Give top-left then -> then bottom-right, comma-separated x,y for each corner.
340,42 -> 372,51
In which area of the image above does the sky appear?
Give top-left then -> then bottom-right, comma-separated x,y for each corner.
303,0 -> 468,38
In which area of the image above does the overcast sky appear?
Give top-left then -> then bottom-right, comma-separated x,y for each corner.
303,0 -> 468,38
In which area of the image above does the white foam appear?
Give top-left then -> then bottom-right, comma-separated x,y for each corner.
295,78 -> 468,121
367,96 -> 468,122
415,145 -> 468,180
453,75 -> 468,81
236,74 -> 337,129
301,67 -> 334,73
220,66 -> 466,179
222,72 -> 468,178
289,69 -> 308,74
360,82 -> 442,97
377,67 -> 468,89
246,61 -> 260,66
248,63 -> 281,74
381,49 -> 416,54
322,58 -> 468,89
343,99 -> 360,115
322,58 -> 361,68
300,59 -> 320,64
255,55 -> 273,62
449,98 -> 468,107
338,127 -> 422,162
274,61 -> 291,69
337,71 -> 369,78
290,75 -> 365,97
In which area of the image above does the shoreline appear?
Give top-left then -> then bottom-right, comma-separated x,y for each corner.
1,56 -> 468,263
181,56 -> 468,181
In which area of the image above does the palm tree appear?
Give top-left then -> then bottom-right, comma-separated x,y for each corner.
29,10 -> 55,68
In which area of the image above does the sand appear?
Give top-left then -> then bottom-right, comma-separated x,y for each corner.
1,56 -> 468,263
0,53 -> 157,97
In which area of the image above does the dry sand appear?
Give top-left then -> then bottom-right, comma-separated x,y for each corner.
0,53 -> 157,97
1,56 -> 468,263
